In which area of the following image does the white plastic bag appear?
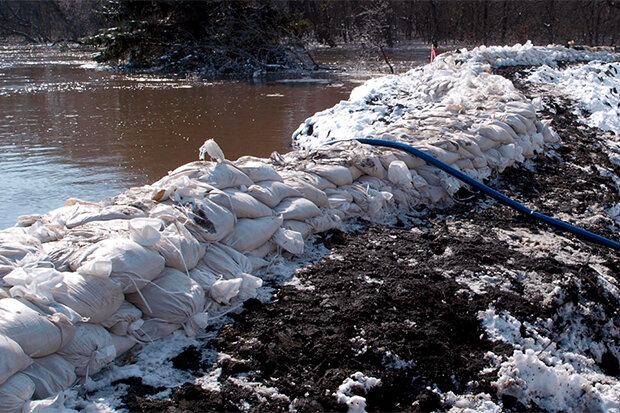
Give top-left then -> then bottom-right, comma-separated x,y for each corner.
0,334 -> 32,386
223,216 -> 284,252
58,324 -> 116,377
387,160 -> 413,188
126,268 -> 207,336
0,372 -> 35,413
22,354 -> 76,399
286,178 -> 330,208
209,278 -> 243,305
0,298 -> 75,357
74,238 -> 166,293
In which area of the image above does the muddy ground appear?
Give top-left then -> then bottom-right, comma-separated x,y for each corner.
114,68 -> 620,412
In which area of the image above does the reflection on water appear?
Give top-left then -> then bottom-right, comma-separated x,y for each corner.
0,44 -> 425,229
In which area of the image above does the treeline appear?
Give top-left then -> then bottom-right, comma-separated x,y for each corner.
1,0 -> 617,47
0,0 -> 101,43
295,0 -> 619,47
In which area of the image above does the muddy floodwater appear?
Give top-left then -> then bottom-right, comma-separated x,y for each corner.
0,44 -> 427,229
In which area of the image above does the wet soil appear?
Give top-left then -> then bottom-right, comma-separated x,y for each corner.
119,67 -> 620,412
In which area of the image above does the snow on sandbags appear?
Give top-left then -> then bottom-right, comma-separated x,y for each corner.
223,216 -> 284,252
0,298 -> 75,357
0,372 -> 35,413
58,324 -> 116,377
22,354 -> 76,399
0,334 -> 32,385
126,267 -> 207,336
73,238 -> 165,293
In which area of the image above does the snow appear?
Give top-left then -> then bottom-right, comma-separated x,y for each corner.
480,308 -> 620,412
335,372 -> 382,413
527,61 -> 620,134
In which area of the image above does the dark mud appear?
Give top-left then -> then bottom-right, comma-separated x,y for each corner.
119,67 -> 620,412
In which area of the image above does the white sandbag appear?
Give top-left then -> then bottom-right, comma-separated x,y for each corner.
0,288 -> 7,299
500,113 -> 528,135
51,272 -> 124,324
209,278 -> 242,305
110,333 -> 137,357
234,159 -> 283,182
223,216 -> 284,252
245,241 -> 275,259
272,228 -> 304,255
247,181 -> 300,208
189,262 -> 218,290
274,197 -> 321,221
134,319 -> 181,343
74,238 -> 166,293
239,273 -> 263,298
64,204 -> 145,229
325,188 -> 354,210
283,220 -> 313,238
156,223 -> 205,272
197,162 -> 253,189
101,302 -> 143,336
126,268 -> 207,336
418,144 -> 460,165
387,160 -> 413,188
307,164 -> 353,186
352,154 -> 387,179
128,217 -> 162,246
201,243 -> 253,278
246,255 -> 269,272
477,123 -> 515,145
0,298 -> 75,357
0,334 -> 32,386
188,198 -> 236,243
22,354 -> 76,399
286,178 -> 330,208
0,373 -> 35,413
208,189 -> 273,218
24,392 -> 79,412
58,324 -> 116,377
290,171 -> 336,190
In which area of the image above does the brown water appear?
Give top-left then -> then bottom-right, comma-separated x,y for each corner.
0,44 -> 426,229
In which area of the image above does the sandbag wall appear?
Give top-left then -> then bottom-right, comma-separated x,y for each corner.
0,44 -> 569,409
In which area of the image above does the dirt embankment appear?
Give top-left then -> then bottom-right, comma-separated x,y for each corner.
116,67 -> 620,412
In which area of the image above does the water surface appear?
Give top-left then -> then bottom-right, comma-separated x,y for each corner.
0,44 -> 426,229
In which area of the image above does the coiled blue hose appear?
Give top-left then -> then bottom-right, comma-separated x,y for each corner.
350,137 -> 620,250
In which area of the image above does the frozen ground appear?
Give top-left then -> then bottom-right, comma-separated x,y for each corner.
11,43 -> 620,412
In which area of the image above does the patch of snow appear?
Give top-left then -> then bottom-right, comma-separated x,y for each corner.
335,372 -> 382,413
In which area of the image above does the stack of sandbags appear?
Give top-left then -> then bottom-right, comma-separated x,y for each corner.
0,45 -> 575,409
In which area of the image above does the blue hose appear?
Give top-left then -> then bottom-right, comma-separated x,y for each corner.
349,138 -> 620,250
